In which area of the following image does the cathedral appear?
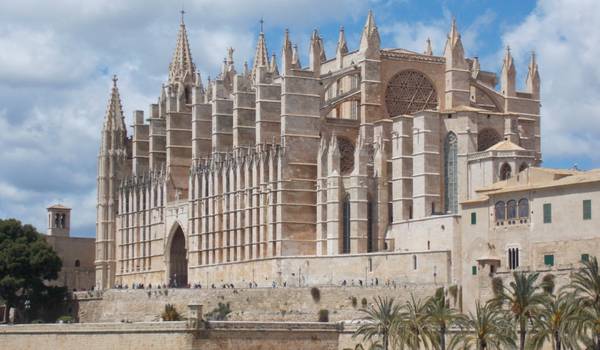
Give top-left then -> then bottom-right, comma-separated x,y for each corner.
95,10 -> 563,301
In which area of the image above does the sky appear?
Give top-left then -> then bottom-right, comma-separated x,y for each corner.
1,0 -> 599,237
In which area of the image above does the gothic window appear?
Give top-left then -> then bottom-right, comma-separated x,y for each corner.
477,128 -> 502,151
508,247 -> 519,270
495,201 -> 506,221
75,260 -> 80,267
342,193 -> 351,254
444,132 -> 458,213
338,137 -> 355,175
385,70 -> 438,117
518,199 -> 529,219
500,163 -> 512,180
507,200 -> 517,220
367,199 -> 374,253
413,255 -> 418,270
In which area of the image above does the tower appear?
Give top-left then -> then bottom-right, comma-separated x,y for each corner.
47,204 -> 71,237
95,75 -> 128,290
443,18 -> 470,108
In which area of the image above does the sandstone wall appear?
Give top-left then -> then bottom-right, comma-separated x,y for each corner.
76,284 -> 439,323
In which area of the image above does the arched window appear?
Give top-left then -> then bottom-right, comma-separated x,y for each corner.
507,200 -> 517,220
499,163 -> 512,181
518,199 -> 529,219
444,132 -> 458,213
519,163 -> 529,173
367,199 -> 374,253
495,201 -> 506,221
477,128 -> 502,151
74,260 -> 80,267
342,193 -> 351,254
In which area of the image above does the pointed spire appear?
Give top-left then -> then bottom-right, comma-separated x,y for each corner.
269,52 -> 279,75
501,45 -> 516,96
424,37 -> 433,55
251,25 -> 269,80
526,50 -> 540,98
471,56 -> 480,78
103,75 -> 125,131
168,12 -> 196,83
291,44 -> 301,69
443,17 -> 466,69
282,28 -> 293,74
449,17 -> 459,45
310,29 -> 323,72
243,61 -> 249,77
359,10 -> 380,55
336,26 -> 348,56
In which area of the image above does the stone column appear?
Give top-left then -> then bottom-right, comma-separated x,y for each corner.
392,115 -> 413,221
412,111 -> 441,218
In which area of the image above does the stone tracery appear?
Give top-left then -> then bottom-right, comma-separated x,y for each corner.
385,70 -> 438,117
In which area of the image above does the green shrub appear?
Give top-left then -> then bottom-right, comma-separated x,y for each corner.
56,315 -> 74,324
311,287 -> 321,302
205,302 -> 232,321
318,309 -> 329,322
161,304 -> 181,321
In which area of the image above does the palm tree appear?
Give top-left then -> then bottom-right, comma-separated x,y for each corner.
493,271 -> 547,350
425,287 -> 461,350
570,256 -> 600,349
394,294 -> 436,350
449,300 -> 515,350
354,296 -> 400,350
527,292 -> 580,350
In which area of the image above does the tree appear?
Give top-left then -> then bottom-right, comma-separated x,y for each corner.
449,300 -> 515,350
527,292 -> 580,350
493,272 -> 547,350
570,256 -> 600,349
354,296 -> 400,350
394,294 -> 436,350
0,219 -> 63,322
425,287 -> 461,350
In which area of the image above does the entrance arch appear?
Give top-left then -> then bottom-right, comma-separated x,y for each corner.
167,224 -> 188,287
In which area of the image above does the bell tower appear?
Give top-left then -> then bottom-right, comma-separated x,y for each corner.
47,204 -> 71,237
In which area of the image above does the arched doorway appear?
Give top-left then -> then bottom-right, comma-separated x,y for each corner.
168,225 -> 188,287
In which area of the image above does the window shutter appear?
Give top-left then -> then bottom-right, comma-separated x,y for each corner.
471,212 -> 477,225
583,200 -> 592,220
543,203 -> 552,223
544,254 -> 554,266
472,265 -> 477,275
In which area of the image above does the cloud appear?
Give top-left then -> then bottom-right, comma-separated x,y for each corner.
499,0 -> 600,161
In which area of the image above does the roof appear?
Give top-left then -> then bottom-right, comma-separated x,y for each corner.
486,139 -> 525,151
468,167 -> 600,199
47,204 -> 71,210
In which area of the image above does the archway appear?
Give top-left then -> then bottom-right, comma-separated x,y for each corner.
168,225 -> 188,287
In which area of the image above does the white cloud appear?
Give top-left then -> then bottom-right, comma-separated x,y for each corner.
500,0 -> 600,160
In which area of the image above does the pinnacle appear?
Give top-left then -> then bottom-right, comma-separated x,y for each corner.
251,28 -> 269,80
168,13 -> 196,83
337,26 -> 348,55
103,75 -> 125,131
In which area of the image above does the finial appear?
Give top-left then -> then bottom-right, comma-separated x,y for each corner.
180,8 -> 185,25
260,17 -> 264,33
112,74 -> 118,87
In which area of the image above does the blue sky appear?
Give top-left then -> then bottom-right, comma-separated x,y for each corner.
1,0 -> 599,237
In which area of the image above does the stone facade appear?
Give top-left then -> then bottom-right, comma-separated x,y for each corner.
44,205 -> 95,291
91,11 -> 600,314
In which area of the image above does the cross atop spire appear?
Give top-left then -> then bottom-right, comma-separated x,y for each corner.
168,12 -> 196,83
112,74 -> 118,87
180,9 -> 185,24
260,17 -> 264,33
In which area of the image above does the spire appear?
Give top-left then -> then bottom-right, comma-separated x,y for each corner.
309,29 -> 324,72
269,52 -> 279,75
424,37 -> 433,55
103,75 -> 125,131
359,10 -> 380,55
336,26 -> 348,56
292,44 -> 301,69
526,51 -> 540,98
471,56 -> 480,78
443,17 -> 466,69
168,12 -> 196,83
282,28 -> 293,74
251,22 -> 269,80
501,45 -> 516,96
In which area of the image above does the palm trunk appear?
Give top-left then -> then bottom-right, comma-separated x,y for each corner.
440,326 -> 446,350
383,333 -> 388,350
519,324 -> 526,350
554,331 -> 561,350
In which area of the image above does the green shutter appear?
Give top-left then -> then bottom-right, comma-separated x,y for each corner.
472,266 -> 477,275
471,212 -> 477,225
543,203 -> 552,223
582,254 -> 590,262
584,200 -> 592,220
544,254 -> 555,266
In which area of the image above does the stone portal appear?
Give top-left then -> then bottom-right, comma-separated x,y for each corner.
168,226 -> 187,287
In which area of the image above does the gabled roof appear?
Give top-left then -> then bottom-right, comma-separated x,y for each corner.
486,140 -> 525,151
47,204 -> 71,210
